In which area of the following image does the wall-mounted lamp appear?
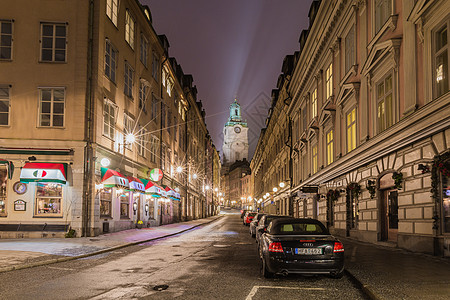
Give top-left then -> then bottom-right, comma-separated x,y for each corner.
339,189 -> 346,193
133,202 -> 138,215
100,158 -> 111,167
145,203 -> 149,216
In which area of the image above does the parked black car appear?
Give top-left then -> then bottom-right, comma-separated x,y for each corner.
249,213 -> 266,237
259,218 -> 344,279
255,214 -> 292,244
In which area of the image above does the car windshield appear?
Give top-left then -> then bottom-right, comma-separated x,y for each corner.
271,222 -> 328,235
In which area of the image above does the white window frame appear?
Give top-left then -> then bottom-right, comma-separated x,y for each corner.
103,98 -> 116,140
125,10 -> 135,49
325,63 -> 333,100
139,81 -> 148,113
140,33 -> 148,67
35,182 -> 63,217
105,40 -> 117,82
124,62 -> 134,98
346,107 -> 357,153
106,0 -> 119,27
374,0 -> 392,34
40,23 -> 67,62
137,124 -> 148,157
0,20 -> 13,60
38,87 -> 65,128
124,113 -> 135,150
311,88 -> 317,119
150,134 -> 159,163
0,86 -> 10,126
376,72 -> 394,133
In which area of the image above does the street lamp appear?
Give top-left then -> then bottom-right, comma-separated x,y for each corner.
176,166 -> 183,173
279,182 -> 285,188
273,187 -> 278,192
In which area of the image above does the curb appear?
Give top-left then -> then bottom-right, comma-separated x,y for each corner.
344,269 -> 383,300
0,216 -> 222,274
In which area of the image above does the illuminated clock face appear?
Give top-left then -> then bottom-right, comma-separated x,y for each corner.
234,127 -> 241,133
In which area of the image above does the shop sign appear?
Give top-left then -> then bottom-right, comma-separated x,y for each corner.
14,200 -> 26,211
149,168 -> 164,182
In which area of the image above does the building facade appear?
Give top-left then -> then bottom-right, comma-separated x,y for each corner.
252,0 -> 450,256
0,0 -> 218,238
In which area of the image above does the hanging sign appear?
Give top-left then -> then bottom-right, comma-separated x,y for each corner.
301,186 -> 318,193
149,168 -> 164,182
14,200 -> 26,211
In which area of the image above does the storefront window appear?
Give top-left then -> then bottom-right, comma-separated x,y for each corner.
443,172 -> 450,233
0,166 -> 7,216
120,192 -> 130,218
100,188 -> 112,217
35,182 -> 62,216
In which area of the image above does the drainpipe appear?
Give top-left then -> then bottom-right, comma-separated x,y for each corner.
82,0 -> 95,237
159,55 -> 168,226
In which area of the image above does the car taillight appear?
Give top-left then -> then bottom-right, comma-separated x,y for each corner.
269,242 -> 283,253
333,242 -> 344,253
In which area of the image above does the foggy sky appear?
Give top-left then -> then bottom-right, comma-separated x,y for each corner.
143,0 -> 313,159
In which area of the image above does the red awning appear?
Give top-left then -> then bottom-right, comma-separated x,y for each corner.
127,176 -> 145,193
20,162 -> 67,184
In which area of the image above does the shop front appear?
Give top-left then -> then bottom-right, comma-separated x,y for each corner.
142,179 -> 166,227
127,177 -> 145,227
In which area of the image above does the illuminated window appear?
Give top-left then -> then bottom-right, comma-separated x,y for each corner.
100,187 -> 112,217
0,20 -> 12,60
124,62 -> 134,98
124,113 -> 134,150
0,86 -> 10,125
150,134 -> 159,163
326,130 -> 334,165
35,183 -> 62,216
434,21 -> 449,98
377,74 -> 393,133
106,0 -> 118,26
125,10 -> 135,49
162,67 -> 167,87
312,145 -> 318,174
167,77 -> 173,96
120,192 -> 130,218
137,125 -> 148,157
105,40 -> 117,82
40,23 -> 66,62
311,88 -> 317,118
103,99 -> 116,139
326,63 -> 333,100
346,108 -> 357,152
39,88 -> 65,127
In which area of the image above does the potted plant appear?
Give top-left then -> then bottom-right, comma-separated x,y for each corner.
136,220 -> 144,229
347,182 -> 362,198
392,172 -> 403,189
326,189 -> 340,202
367,180 -> 376,199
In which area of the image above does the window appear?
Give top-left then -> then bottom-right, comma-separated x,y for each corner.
100,187 -> 112,217
346,108 -> 357,152
375,0 -> 392,33
434,20 -> 449,98
442,161 -> 450,233
137,125 -> 148,157
106,0 -> 118,26
168,109 -> 172,135
167,78 -> 173,96
311,88 -> 317,119
40,23 -> 66,62
35,183 -> 62,216
345,26 -> 355,73
39,88 -> 65,127
312,145 -> 318,174
140,34 -> 148,67
0,165 -> 7,216
174,117 -> 177,141
325,63 -> 333,100
162,67 -> 167,87
302,106 -> 307,132
103,99 -> 116,139
124,114 -> 134,150
151,94 -> 158,119
326,129 -> 334,165
120,192 -> 130,218
376,74 -> 393,132
105,40 -> 117,82
139,82 -> 148,113
124,62 -> 134,98
161,144 -> 166,170
125,10 -> 135,49
161,103 -> 166,129
0,86 -> 10,125
152,53 -> 159,80
150,134 -> 159,163
0,20 -> 12,60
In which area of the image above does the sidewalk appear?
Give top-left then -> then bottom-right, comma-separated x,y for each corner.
341,237 -> 450,300
0,215 -> 222,273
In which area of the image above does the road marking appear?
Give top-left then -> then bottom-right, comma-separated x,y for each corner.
245,285 -> 326,300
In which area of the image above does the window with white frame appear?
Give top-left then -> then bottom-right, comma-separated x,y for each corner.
125,10 -> 135,49
374,0 -> 392,34
345,26 -> 355,73
434,19 -> 449,98
39,88 -> 65,127
152,53 -> 159,81
106,0 -> 118,26
140,33 -> 148,67
151,94 -> 158,120
162,67 -> 167,87
99,186 -> 112,217
137,124 -> 148,157
167,77 -> 173,96
376,73 -> 393,133
150,134 -> 159,163
120,192 -> 130,218
326,129 -> 334,165
311,88 -> 317,119
103,99 -> 116,139
40,23 -> 67,62
0,86 -> 10,125
312,144 -> 318,174
124,62 -> 134,98
346,108 -> 357,152
124,113 -> 134,150
35,183 -> 62,216
105,40 -> 117,82
302,106 -> 307,132
139,82 -> 148,113
325,63 -> 333,100
0,20 -> 12,60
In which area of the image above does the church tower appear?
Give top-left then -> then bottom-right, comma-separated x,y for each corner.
222,98 -> 249,166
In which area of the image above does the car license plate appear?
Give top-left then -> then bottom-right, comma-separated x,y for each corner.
295,248 -> 322,255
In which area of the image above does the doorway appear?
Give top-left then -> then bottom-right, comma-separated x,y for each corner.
381,190 -> 398,241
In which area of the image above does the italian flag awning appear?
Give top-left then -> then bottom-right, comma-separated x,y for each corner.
101,167 -> 129,188
142,179 -> 167,197
0,159 -> 14,179
20,162 -> 67,184
127,176 -> 145,193
163,185 -> 180,201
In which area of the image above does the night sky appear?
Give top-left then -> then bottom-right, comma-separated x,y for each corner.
143,0 -> 313,159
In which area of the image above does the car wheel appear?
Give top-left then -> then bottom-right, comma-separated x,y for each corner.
330,270 -> 344,279
251,233 -> 256,238
261,257 -> 274,279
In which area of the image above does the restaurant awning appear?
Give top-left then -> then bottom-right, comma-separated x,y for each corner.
0,159 -> 14,179
142,179 -> 167,197
163,185 -> 180,201
101,167 -> 129,188
20,162 -> 67,184
127,176 -> 145,193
